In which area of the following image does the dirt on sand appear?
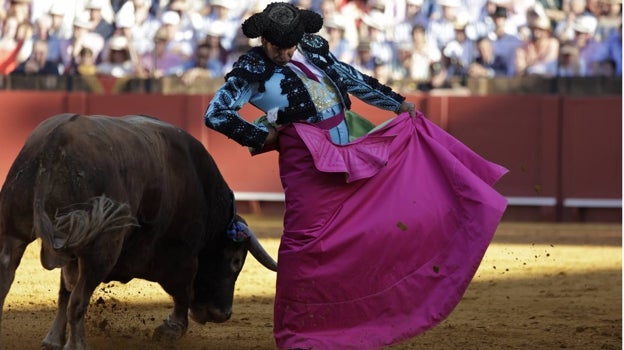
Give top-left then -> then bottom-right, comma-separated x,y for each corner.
1,220 -> 621,350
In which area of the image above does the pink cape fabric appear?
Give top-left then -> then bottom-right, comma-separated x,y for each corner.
272,112 -> 508,350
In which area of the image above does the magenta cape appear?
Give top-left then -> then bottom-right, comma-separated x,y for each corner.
272,112 -> 508,349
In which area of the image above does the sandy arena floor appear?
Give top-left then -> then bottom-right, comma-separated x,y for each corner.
0,220 -> 621,350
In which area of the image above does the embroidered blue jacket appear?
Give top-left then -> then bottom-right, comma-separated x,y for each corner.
204,34 -> 406,150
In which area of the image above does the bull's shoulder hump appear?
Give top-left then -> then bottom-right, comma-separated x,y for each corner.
121,115 -> 177,129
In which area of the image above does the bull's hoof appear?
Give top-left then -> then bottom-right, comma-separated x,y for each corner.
152,317 -> 187,342
40,341 -> 63,350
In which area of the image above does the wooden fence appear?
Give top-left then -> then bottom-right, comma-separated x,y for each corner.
0,90 -> 620,222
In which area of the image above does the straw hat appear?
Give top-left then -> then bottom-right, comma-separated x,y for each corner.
210,0 -> 235,9
49,3 -> 65,16
407,0 -> 424,6
572,15 -> 598,35
324,18 -> 345,31
438,0 -> 460,8
115,9 -> 135,28
109,35 -> 129,50
73,15 -> 92,29
453,13 -> 469,30
161,11 -> 180,26
85,0 -> 104,10
205,25 -> 225,37
362,11 -> 389,31
530,16 -> 551,31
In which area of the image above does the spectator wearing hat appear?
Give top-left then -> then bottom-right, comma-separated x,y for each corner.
470,0 -> 513,41
433,15 -> 476,89
10,39 -> 60,75
115,0 -> 160,57
96,34 -> 136,77
388,41 -> 414,84
426,0 -> 462,50
488,5 -> 522,75
319,0 -> 359,50
30,14 -> 62,65
321,17 -> 354,64
166,0 -> 204,50
198,25 -> 229,77
557,41 -> 584,76
85,0 -> 115,40
59,14 -> 105,73
518,5 -> 545,40
372,54 -> 393,85
174,24 -> 233,84
360,10 -> 394,64
351,39 -> 376,76
48,2 -> 73,40
202,0 -> 240,52
393,0 -> 429,44
29,0 -> 52,24
159,10 -> 193,60
570,15 -> 605,75
507,0 -> 539,30
139,26 -> 185,78
409,24 -> 442,81
460,0 -> 490,32
442,13 -> 477,76
554,0 -> 590,42
514,15 -> 559,76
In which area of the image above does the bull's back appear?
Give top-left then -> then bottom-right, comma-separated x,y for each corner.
1,114 -> 219,229
27,115 -> 166,201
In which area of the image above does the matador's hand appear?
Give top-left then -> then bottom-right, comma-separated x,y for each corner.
397,101 -> 417,118
264,125 -> 278,149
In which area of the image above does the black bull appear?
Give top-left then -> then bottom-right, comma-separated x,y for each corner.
0,114 -> 277,349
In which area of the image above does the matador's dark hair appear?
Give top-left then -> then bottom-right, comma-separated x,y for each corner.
241,2 -> 323,48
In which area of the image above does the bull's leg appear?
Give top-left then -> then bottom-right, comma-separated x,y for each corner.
152,275 -> 193,341
41,270 -> 72,350
62,230 -> 127,350
0,235 -> 28,334
62,258 -> 111,350
152,294 -> 190,341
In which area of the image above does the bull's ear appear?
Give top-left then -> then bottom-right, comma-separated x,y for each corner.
242,225 -> 277,272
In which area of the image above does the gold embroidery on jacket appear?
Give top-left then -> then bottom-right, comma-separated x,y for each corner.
296,72 -> 341,112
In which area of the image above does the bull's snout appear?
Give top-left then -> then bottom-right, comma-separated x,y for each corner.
189,304 -> 232,324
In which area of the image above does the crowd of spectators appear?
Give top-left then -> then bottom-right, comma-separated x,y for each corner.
0,0 -> 621,91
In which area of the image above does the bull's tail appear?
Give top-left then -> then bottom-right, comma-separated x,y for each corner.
34,195 -> 138,269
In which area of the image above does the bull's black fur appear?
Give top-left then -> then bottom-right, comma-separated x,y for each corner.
0,114 -> 275,349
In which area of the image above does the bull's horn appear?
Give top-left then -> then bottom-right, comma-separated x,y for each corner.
243,226 -> 278,272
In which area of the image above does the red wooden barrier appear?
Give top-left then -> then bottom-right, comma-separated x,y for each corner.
559,96 -> 622,221
428,95 -> 563,220
0,91 -> 620,222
